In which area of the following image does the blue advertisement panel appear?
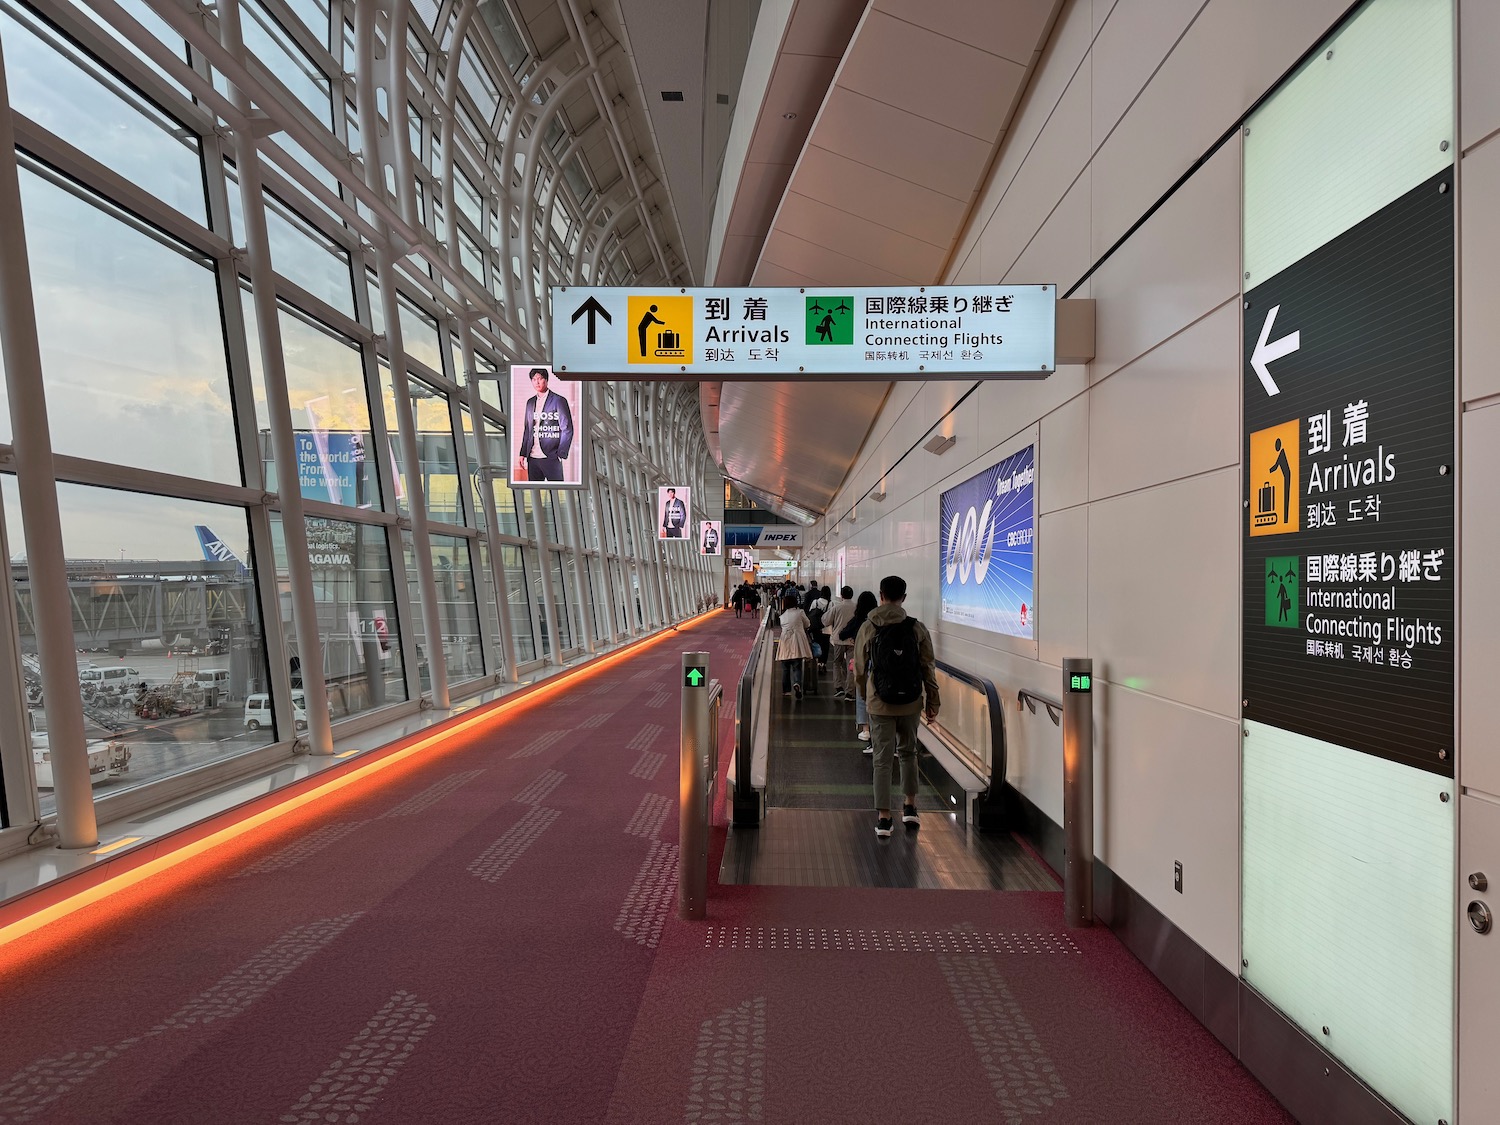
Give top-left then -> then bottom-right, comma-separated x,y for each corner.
939,445 -> 1035,638
295,431 -> 364,505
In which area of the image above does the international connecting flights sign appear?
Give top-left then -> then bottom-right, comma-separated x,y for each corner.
1242,167 -> 1454,777
551,285 -> 1056,379
939,445 -> 1035,639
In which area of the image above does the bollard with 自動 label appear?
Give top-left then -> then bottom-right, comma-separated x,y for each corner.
1062,657 -> 1094,928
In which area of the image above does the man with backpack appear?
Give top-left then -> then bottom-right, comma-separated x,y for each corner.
854,575 -> 940,838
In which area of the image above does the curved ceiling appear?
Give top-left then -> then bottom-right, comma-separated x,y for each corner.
696,0 -> 1062,522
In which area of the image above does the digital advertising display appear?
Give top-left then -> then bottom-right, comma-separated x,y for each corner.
699,520 -> 722,555
657,485 -> 690,540
508,364 -> 583,488
939,444 -> 1035,638
730,548 -> 754,570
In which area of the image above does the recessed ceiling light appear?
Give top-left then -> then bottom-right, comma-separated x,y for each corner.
661,90 -> 684,102
782,112 -> 797,120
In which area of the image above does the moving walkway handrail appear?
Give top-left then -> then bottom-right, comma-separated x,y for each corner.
930,658 -> 1009,829
731,615 -> 769,827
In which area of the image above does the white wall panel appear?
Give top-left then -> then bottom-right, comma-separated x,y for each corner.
1090,0 -> 1206,146
1460,0 -> 1500,150
1100,684 -> 1240,967
967,70 -> 1093,285
1090,139 -> 1240,381
1090,0 -> 1349,256
1088,468 -> 1239,717
1005,168 -> 1093,290
1461,137 -> 1500,403
1461,401 -> 1500,799
1088,299 -> 1239,502
1039,394 -> 1088,513
1037,505 -> 1087,668
950,0 -> 1094,277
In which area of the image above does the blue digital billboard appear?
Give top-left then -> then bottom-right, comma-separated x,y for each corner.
939,444 -> 1035,638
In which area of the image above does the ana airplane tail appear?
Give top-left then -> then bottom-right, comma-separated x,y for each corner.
195,526 -> 250,576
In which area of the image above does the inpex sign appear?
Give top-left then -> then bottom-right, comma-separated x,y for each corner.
760,532 -> 799,544
723,525 -> 804,548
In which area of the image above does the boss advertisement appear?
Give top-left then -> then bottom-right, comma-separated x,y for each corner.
658,486 -> 691,540
509,364 -> 583,488
939,445 -> 1035,639
699,520 -> 722,555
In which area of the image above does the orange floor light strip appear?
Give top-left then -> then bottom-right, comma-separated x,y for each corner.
0,608 -> 725,963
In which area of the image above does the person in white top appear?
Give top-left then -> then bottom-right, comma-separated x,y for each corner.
775,593 -> 814,701
823,586 -> 857,700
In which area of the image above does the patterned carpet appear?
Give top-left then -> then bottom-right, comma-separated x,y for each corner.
0,612 -> 1292,1124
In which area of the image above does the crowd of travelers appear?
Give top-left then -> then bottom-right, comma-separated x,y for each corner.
741,575 -> 940,838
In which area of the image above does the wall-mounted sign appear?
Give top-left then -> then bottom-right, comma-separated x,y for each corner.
699,520 -> 722,555
551,285 -> 1056,380
730,548 -> 754,570
657,486 -> 691,540
509,364 -> 583,488
1242,169 -> 1453,778
723,524 -> 802,548
939,445 -> 1035,639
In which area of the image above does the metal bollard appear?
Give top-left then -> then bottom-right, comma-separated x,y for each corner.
1062,657 -> 1094,927
680,651 -> 712,919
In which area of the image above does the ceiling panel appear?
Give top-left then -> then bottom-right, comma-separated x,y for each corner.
875,0 -> 1054,64
744,53 -> 842,165
837,10 -> 1027,140
813,87 -> 993,198
775,192 -> 949,279
793,145 -> 971,244
759,228 -> 916,285
725,160 -> 797,237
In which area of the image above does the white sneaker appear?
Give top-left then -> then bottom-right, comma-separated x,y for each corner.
857,729 -> 870,742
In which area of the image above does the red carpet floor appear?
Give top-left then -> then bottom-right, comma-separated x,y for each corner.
0,613 -> 1293,1124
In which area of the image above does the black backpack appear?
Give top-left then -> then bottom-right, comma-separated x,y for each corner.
868,618 -> 923,705
806,600 -> 825,636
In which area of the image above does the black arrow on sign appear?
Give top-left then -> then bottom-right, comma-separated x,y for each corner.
571,295 -> 612,344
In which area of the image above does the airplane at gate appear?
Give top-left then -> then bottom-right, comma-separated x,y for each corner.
194,526 -> 250,577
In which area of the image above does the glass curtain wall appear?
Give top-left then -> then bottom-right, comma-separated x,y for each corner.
0,0 -> 720,833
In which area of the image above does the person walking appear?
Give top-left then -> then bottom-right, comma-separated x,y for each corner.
842,590 -> 877,749
854,575 -> 940,838
824,586 -> 857,701
731,583 -> 746,619
776,591 -> 814,701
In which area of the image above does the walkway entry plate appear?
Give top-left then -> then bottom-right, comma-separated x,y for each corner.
551,285 -> 1056,379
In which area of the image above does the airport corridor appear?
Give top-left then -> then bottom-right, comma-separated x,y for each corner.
0,612 -> 1288,1123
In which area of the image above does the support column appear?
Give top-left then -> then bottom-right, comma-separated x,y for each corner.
0,35 -> 96,846
561,492 -> 596,654
217,0 -> 335,754
530,495 -> 562,664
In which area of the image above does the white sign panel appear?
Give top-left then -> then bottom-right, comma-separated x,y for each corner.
552,286 -> 1056,380
699,520 -> 722,555
657,486 -> 690,540
508,364 -> 584,488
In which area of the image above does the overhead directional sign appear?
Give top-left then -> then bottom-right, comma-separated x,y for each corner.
551,285 -> 1056,380
1250,304 -> 1300,396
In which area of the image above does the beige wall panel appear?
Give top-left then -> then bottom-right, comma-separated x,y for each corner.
727,160 -> 797,237
949,0 -> 1094,275
838,10 -> 1027,141
759,229 -> 915,284
967,70 -> 1093,286
879,0 -> 1055,64
969,364 -> 1090,460
1092,0 -> 1119,34
1089,0 -> 1350,256
1091,0 -> 1206,145
1461,402 -> 1500,799
1098,683 -> 1241,968
1089,299 -> 1240,502
1040,393 -> 1089,513
1037,504 -> 1088,668
752,261 -> 820,287
1005,168 -> 1093,291
1460,0 -> 1500,151
1090,138 -> 1240,381
743,54 -> 840,165
815,87 -> 993,198
1461,137 -> 1500,403
795,146 -> 970,246
1088,467 -> 1239,717
775,193 -> 948,280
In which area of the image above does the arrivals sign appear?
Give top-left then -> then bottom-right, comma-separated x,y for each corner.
551,285 -> 1056,379
938,445 -> 1035,639
1242,169 -> 1454,777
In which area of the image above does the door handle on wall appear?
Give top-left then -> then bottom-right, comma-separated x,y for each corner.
1468,900 -> 1493,936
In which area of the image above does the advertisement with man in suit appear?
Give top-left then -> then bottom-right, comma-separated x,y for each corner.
658,486 -> 690,539
510,364 -> 582,487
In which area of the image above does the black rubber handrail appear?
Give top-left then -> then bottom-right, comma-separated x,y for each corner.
731,615 -> 769,827
933,658 -> 1008,825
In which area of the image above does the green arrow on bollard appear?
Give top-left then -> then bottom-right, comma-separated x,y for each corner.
685,667 -> 705,687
